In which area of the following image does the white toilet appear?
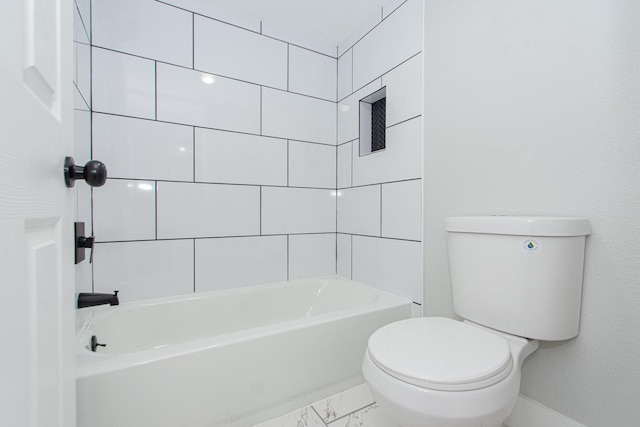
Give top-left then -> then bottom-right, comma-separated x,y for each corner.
363,216 -> 591,427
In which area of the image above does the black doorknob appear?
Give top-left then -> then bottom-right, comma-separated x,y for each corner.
64,156 -> 107,188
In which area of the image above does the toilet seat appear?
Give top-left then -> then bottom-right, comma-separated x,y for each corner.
367,317 -> 513,391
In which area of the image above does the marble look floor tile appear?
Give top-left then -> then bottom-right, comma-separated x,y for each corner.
254,381 -> 513,427
255,406 -> 325,427
312,384 -> 374,424
326,403 -> 396,427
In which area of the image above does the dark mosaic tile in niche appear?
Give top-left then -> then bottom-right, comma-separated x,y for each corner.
371,97 -> 386,152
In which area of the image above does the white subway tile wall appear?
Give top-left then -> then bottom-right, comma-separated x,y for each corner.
75,43 -> 91,106
352,116 -> 422,187
87,0 -> 423,307
74,10 -> 89,49
383,0 -> 407,19
261,187 -> 336,235
337,185 -> 381,236
381,179 -> 422,241
73,0 -> 92,294
288,46 -> 337,101
158,0 -> 261,33
93,0 -> 193,68
337,79 -> 382,145
195,236 -> 288,292
352,0 -> 423,90
93,179 -> 156,242
337,49 -> 353,102
337,11 -> 383,58
193,15 -> 288,89
75,0 -> 91,39
288,234 -> 337,280
93,240 -> 194,302
262,88 -> 337,144
156,181 -> 260,239
337,0 -> 423,304
92,47 -> 156,119
93,113 -> 194,182
352,236 -> 423,304
73,108 -> 91,164
261,21 -> 337,58
336,234 -> 352,279
337,142 -> 353,189
73,88 -> 89,113
288,141 -> 336,189
383,53 -> 423,127
195,128 -> 288,186
156,63 -> 261,133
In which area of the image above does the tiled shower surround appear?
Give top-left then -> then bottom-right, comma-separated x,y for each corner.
78,0 -> 424,311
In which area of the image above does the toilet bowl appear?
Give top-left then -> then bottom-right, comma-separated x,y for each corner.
362,216 -> 590,427
362,317 -> 539,427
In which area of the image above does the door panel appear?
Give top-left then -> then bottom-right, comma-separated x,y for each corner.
0,0 -> 75,426
24,0 -> 60,112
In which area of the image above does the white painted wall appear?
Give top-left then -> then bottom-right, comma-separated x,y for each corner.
422,0 -> 640,425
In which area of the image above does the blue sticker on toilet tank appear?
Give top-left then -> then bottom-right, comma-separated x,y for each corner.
521,239 -> 541,254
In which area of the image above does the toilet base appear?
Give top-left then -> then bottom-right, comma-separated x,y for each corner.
363,350 -> 520,427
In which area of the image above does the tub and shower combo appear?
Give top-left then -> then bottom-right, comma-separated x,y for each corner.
76,278 -> 411,427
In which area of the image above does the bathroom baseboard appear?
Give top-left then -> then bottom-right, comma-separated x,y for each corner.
506,395 -> 586,427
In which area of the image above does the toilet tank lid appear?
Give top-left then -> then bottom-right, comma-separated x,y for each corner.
445,216 -> 591,237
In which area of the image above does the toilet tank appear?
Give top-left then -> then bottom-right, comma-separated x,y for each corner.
446,216 -> 591,341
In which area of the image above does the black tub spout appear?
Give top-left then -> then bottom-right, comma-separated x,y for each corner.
77,291 -> 119,309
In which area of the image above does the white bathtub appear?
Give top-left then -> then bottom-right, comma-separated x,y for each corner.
76,277 -> 411,427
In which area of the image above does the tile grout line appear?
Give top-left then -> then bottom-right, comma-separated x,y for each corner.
154,181 -> 158,240
94,231 -> 338,245
89,0 -> 94,292
74,0 -> 90,41
192,238 -> 196,292
158,0 -> 337,59
92,109 -> 338,147
350,141 -> 354,187
335,58 -> 339,276
104,175 -> 391,192
350,234 -> 353,279
259,86 -> 263,135
379,184 -> 383,237
259,186 -> 262,236
192,127 -> 196,182
326,402 -> 379,426
91,45 -> 337,103
337,50 -> 422,104
337,0 -> 409,59
72,81 -> 90,111
154,60 -> 158,120
191,12 -> 195,69
310,404 -> 328,427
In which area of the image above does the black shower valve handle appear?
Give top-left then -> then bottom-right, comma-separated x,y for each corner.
78,235 -> 94,249
77,234 -> 95,263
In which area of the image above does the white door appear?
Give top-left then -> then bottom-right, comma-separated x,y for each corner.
0,1 -> 75,426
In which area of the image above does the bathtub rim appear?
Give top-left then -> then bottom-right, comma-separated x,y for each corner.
76,276 -> 411,379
